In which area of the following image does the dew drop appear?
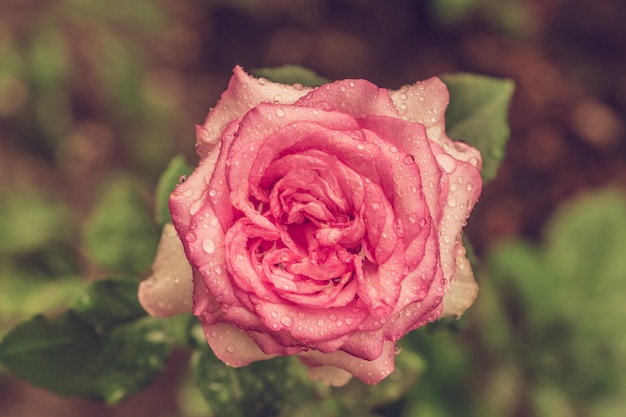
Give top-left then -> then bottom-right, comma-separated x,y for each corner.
226,344 -> 235,353
466,183 -> 474,192
187,232 -> 197,243
408,213 -> 417,224
208,188 -> 217,197
403,154 -> 415,165
357,143 -> 366,150
202,238 -> 216,254
447,198 -> 457,208
275,107 -> 285,117
372,202 -> 380,210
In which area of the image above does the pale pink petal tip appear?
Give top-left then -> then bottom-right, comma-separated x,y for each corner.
307,365 -> 353,387
138,224 -> 193,317
441,245 -> 479,318
204,322 -> 276,367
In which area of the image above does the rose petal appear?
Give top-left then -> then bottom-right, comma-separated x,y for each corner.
306,365 -> 353,387
389,77 -> 449,144
196,66 -> 312,157
299,340 -> 397,384
441,244 -> 479,318
296,79 -> 400,120
138,224 -> 193,317
203,322 -> 276,367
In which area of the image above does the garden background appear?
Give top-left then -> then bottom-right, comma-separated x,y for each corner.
1,0 -> 625,416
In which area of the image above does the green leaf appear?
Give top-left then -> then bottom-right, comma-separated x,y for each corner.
484,189 -> 626,409
70,278 -> 146,329
155,155 -> 193,225
441,73 -> 514,183
193,347 -> 296,417
252,65 -> 330,87
0,279 -> 171,404
0,190 -> 70,255
82,178 -> 158,274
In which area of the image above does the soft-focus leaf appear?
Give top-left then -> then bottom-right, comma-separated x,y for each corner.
484,188 -> 626,413
82,178 -> 158,273
441,73 -> 514,183
155,155 -> 193,225
252,65 -> 330,87
192,347 -> 294,417
0,279 -> 171,404
0,190 -> 70,255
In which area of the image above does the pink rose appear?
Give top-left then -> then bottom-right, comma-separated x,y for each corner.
139,66 -> 482,386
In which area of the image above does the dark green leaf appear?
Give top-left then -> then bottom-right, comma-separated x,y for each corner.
70,278 -> 146,329
0,313 -> 170,404
193,346 -> 295,417
252,65 -> 330,87
441,73 -> 514,183
155,155 -> 193,225
0,279 -> 171,404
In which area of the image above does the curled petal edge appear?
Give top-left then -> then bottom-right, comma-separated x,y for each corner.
441,244 -> 478,318
138,224 -> 194,317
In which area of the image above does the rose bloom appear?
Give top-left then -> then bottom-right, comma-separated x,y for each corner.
139,66 -> 482,386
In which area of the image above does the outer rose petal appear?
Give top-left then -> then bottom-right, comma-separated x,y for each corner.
306,366 -> 353,387
196,66 -> 312,156
138,224 -> 193,317
204,322 -> 276,367
299,340 -> 396,384
441,245 -> 478,318
390,77 -> 482,167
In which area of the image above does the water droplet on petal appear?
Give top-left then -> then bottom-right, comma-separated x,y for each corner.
275,107 -> 285,117
226,344 -> 235,353
403,154 -> 415,165
202,238 -> 216,254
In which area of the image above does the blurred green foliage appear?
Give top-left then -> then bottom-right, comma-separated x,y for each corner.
82,178 -> 159,274
430,0 -> 535,34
